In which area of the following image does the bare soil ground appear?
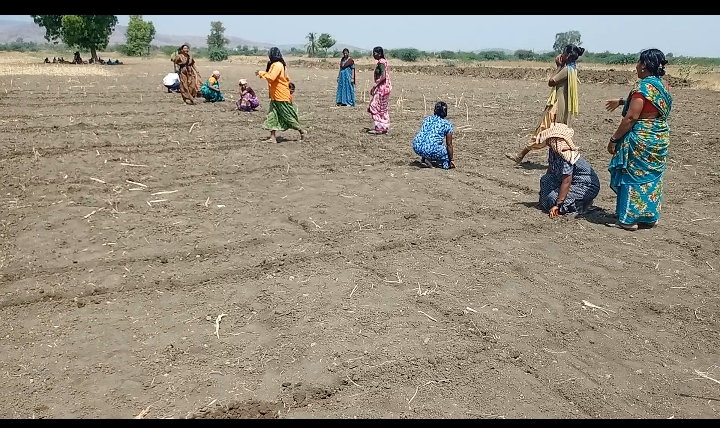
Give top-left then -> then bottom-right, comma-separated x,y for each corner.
1,56 -> 719,419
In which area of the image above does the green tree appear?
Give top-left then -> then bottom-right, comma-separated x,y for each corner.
207,21 -> 228,49
317,33 -> 336,55
30,15 -> 118,61
206,21 -> 229,62
552,30 -> 582,54
124,15 -> 156,57
305,32 -> 318,57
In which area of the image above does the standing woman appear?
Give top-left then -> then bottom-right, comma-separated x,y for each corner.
336,48 -> 356,107
367,46 -> 392,135
256,47 -> 307,143
606,49 -> 672,231
506,44 -> 585,164
173,44 -> 201,105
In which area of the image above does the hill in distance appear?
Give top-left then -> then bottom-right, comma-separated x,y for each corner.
0,19 -> 366,53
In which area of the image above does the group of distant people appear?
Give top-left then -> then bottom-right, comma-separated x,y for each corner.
43,51 -> 122,65
157,42 -> 673,231
161,44 -> 303,143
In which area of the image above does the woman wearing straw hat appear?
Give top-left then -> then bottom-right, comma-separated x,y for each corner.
200,70 -> 225,102
536,123 -> 600,218
237,78 -> 260,111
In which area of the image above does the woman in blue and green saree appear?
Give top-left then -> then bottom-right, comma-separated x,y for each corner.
200,70 -> 225,103
606,49 -> 672,231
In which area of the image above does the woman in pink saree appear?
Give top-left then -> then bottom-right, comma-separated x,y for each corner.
367,46 -> 392,135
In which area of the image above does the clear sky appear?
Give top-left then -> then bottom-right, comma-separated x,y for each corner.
5,15 -> 720,57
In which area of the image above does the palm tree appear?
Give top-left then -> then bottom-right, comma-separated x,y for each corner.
305,33 -> 318,58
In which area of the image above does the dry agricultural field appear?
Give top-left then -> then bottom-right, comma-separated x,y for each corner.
0,53 -> 719,419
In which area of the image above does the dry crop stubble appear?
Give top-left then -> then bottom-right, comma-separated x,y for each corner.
0,54 -> 719,419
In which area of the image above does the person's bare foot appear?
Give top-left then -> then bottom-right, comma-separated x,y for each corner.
264,137 -> 277,144
505,153 -> 523,163
418,158 -> 433,168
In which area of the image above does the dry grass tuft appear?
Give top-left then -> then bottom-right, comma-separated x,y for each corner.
0,64 -> 120,77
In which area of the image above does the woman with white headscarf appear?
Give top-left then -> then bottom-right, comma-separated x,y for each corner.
200,70 -> 225,103
237,78 -> 260,111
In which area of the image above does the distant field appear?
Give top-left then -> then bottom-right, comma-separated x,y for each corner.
2,51 -> 718,91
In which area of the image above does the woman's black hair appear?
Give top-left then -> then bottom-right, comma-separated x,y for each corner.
289,82 -> 296,91
340,48 -> 350,64
434,101 -> 448,119
373,46 -> 385,59
563,44 -> 585,63
638,48 -> 668,77
266,46 -> 286,72
177,47 -> 183,53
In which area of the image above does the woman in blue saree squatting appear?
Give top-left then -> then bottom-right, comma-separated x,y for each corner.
605,48 -> 672,231
336,48 -> 356,106
413,101 -> 455,169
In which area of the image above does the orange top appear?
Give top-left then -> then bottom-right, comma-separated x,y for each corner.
631,92 -> 658,114
258,62 -> 291,102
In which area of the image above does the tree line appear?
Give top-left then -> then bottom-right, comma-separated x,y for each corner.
13,18 -> 720,67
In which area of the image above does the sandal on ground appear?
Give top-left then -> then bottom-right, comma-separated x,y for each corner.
605,222 -> 638,231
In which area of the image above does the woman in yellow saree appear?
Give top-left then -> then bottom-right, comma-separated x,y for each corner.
506,44 -> 585,164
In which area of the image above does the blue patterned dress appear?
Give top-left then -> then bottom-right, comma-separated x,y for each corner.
413,115 -> 454,169
336,58 -> 355,106
539,150 -> 601,214
609,76 -> 672,225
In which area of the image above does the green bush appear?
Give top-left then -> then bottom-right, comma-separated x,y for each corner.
208,47 -> 228,62
0,39 -> 40,52
438,50 -> 457,60
475,50 -> 508,61
388,48 -> 421,62
514,49 -> 536,61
